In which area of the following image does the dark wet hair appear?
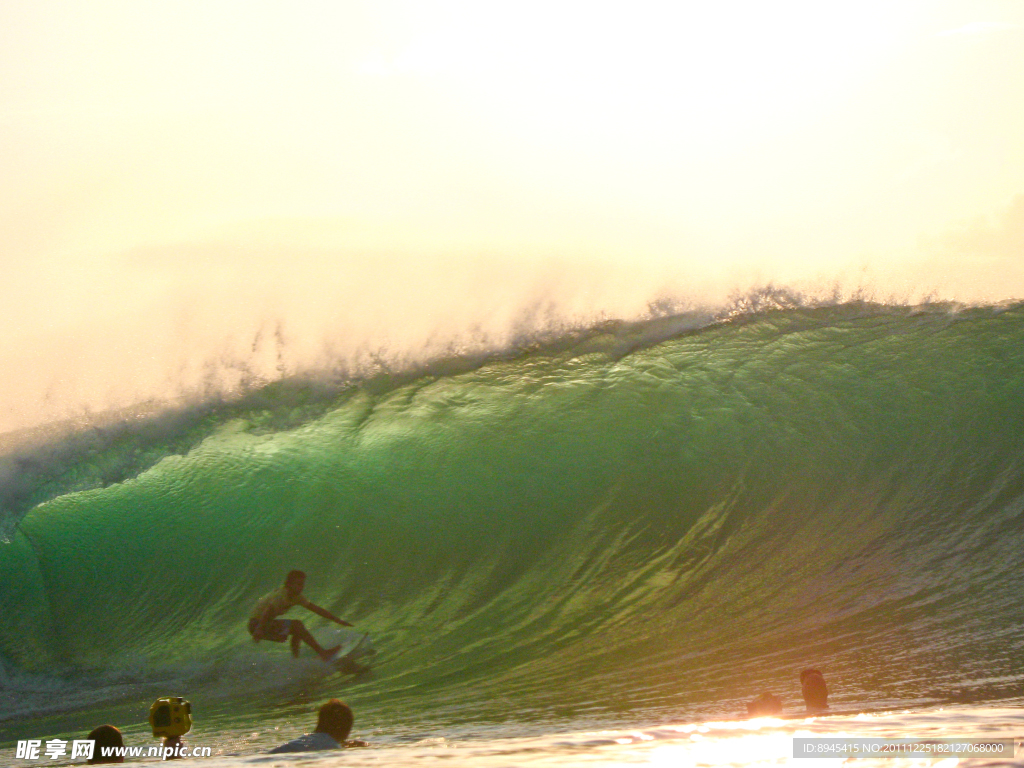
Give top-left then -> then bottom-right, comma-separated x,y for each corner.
800,668 -> 824,684
87,725 -> 123,764
315,699 -> 354,741
286,570 -> 306,583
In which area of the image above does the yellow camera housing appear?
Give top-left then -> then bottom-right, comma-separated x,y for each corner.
149,697 -> 192,738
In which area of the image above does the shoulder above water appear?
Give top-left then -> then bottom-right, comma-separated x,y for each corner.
268,731 -> 340,754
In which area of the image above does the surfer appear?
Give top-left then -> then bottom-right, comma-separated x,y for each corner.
268,699 -> 367,753
800,669 -> 829,711
248,570 -> 351,661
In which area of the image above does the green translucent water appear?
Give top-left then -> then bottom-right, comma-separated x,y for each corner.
2,302 -> 1023,734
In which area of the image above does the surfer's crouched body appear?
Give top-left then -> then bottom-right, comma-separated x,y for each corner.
269,699 -> 368,753
248,570 -> 351,662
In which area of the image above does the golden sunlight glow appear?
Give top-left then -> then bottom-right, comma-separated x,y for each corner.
357,1 -> 915,146
2,0 -> 1024,431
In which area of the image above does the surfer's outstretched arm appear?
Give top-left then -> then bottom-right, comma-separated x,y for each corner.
306,602 -> 352,627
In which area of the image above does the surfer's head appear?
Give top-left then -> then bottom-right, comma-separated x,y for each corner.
314,699 -> 354,742
800,669 -> 829,711
285,570 -> 306,596
86,725 -> 124,764
746,692 -> 783,716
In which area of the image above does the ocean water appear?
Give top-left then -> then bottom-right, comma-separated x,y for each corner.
2,300 -> 1023,765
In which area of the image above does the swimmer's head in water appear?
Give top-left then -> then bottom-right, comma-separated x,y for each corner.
800,669 -> 829,710
285,570 -> 306,595
315,699 -> 354,742
747,692 -> 783,716
86,725 -> 123,764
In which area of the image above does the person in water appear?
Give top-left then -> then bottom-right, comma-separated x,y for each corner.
268,699 -> 368,753
86,725 -> 124,764
800,668 -> 829,711
159,733 -> 190,761
746,692 -> 783,716
249,570 -> 351,661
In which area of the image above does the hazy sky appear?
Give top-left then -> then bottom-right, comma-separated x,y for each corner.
2,1 -> 1024,432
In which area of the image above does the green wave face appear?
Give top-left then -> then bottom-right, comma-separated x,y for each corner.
3,303 -> 1024,717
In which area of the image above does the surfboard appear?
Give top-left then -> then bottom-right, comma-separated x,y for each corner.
321,629 -> 376,675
